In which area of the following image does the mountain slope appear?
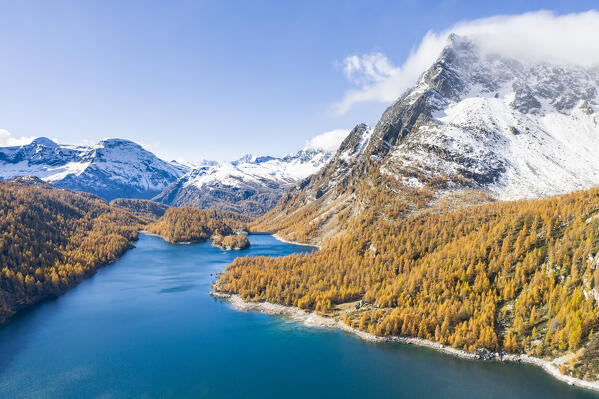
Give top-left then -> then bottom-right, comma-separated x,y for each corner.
222,187 -> 599,381
153,143 -> 343,216
0,180 -> 142,324
379,34 -> 599,199
0,138 -> 187,200
220,33 -> 599,383
255,34 -> 599,243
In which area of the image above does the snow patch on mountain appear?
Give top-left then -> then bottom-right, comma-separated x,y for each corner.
379,34 -> 599,199
153,130 -> 349,215
179,132 -> 348,192
0,137 -> 187,200
340,126 -> 373,163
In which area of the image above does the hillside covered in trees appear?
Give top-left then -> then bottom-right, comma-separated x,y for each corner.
219,186 -> 599,380
0,181 -> 144,324
147,207 -> 250,244
110,198 -> 170,222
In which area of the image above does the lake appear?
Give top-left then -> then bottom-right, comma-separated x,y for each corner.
0,233 -> 597,398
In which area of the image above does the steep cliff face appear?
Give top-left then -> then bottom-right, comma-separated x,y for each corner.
256,34 -> 599,243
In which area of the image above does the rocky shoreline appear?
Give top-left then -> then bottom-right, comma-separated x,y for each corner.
272,234 -> 322,250
211,233 -> 251,251
212,291 -> 599,393
139,230 -> 197,244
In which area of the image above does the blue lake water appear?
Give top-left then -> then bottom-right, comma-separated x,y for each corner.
0,233 -> 597,398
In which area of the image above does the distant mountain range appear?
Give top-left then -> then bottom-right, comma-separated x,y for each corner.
0,134 -> 345,213
0,138 -> 187,200
153,147 -> 339,216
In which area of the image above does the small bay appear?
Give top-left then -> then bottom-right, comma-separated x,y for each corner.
0,234 -> 596,398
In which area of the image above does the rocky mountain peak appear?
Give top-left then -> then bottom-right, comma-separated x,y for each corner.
30,137 -> 58,147
262,33 -> 599,241
0,137 -> 185,200
337,123 -> 369,154
419,34 -> 477,101
370,33 -> 599,197
97,138 -> 144,150
152,133 -> 345,216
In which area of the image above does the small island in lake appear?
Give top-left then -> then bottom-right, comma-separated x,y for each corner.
212,234 -> 250,250
147,207 -> 237,243
146,206 -> 251,250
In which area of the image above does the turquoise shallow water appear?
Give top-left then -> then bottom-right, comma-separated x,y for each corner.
0,233 -> 597,398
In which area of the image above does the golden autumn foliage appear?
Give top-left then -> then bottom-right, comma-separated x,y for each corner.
0,181 -> 143,323
220,187 -> 599,379
212,234 -> 250,250
250,166 -> 443,244
147,207 -> 250,243
110,198 -> 169,222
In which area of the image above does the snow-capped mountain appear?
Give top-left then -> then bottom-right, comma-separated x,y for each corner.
375,33 -> 599,199
343,34 -> 599,198
153,143 -> 342,216
262,33 -> 599,241
0,137 -> 187,200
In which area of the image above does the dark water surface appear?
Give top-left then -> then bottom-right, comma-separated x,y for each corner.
0,234 -> 597,398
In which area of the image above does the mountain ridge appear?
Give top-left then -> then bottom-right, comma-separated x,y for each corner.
152,140 -> 346,216
0,137 -> 187,201
253,33 -> 599,243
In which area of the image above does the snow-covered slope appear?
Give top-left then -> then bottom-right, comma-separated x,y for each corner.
379,33 -> 599,199
153,142 -> 343,216
0,138 -> 187,200
0,132 -> 344,212
259,33 -> 599,242
306,33 -> 599,202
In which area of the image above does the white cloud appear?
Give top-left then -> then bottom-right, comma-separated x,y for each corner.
304,129 -> 350,152
342,52 -> 398,86
0,129 -> 35,147
333,10 -> 599,114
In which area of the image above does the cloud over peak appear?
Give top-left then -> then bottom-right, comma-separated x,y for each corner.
342,52 -> 398,86
304,129 -> 350,153
334,10 -> 599,114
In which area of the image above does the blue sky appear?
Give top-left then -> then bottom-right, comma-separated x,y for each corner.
0,0 -> 596,162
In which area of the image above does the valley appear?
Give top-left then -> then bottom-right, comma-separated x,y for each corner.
2,12 -> 599,397
0,234 -> 596,399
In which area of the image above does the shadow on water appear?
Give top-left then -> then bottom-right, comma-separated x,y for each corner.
159,284 -> 196,294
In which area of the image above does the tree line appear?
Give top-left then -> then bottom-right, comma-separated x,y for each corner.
220,186 -> 599,380
146,206 -> 249,243
0,181 -> 143,323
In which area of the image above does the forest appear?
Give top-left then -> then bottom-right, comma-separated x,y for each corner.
0,182 -> 253,325
110,198 -> 169,222
219,185 -> 599,380
0,181 -> 143,324
146,206 -> 249,243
